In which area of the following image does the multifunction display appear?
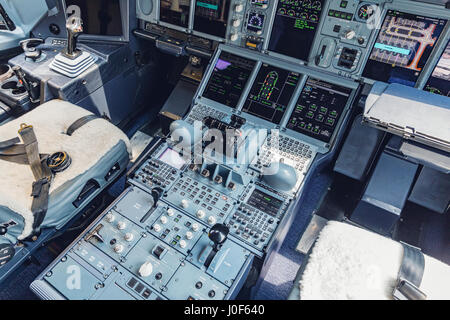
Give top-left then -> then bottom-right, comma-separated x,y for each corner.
363,10 -> 447,87
203,51 -> 256,108
247,189 -> 283,217
247,12 -> 265,33
160,0 -> 191,28
287,78 -> 352,142
242,64 -> 300,124
268,0 -> 324,61
424,40 -> 450,97
193,0 -> 231,38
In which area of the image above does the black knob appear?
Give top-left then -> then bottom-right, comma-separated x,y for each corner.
0,226 -> 7,235
208,224 -> 229,248
151,187 -> 164,207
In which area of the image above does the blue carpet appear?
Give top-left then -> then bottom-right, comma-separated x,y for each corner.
0,247 -> 57,300
254,172 -> 332,300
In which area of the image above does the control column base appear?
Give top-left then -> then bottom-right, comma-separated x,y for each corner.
49,51 -> 97,78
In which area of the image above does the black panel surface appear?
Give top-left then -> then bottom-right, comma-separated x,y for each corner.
203,51 -> 256,108
65,0 -> 122,36
242,64 -> 300,124
268,0 -> 324,61
287,78 -> 352,142
193,0 -> 231,38
160,0 -> 191,28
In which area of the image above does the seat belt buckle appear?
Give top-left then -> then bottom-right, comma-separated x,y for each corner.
31,177 -> 49,197
393,278 -> 427,300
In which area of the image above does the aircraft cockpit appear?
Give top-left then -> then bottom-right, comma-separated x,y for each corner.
0,0 -> 448,302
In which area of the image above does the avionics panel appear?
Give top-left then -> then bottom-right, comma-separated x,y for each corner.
202,51 -> 256,108
286,78 -> 352,142
268,0 -> 325,62
242,63 -> 301,124
159,0 -> 191,28
193,0 -> 231,38
424,40 -> 450,97
246,189 -> 283,217
362,10 -> 447,87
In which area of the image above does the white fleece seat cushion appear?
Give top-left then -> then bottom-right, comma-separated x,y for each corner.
299,221 -> 450,300
0,100 -> 130,239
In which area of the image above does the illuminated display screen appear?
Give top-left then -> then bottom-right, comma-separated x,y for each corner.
247,12 -> 265,33
287,78 -> 352,143
159,0 -> 191,28
363,10 -> 447,87
268,0 -> 324,61
424,40 -> 450,97
247,189 -> 283,217
159,148 -> 186,169
250,0 -> 269,7
242,64 -> 300,124
203,51 -> 256,108
193,0 -> 230,38
65,0 -> 122,36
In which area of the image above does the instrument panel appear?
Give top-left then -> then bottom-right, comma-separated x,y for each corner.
32,44 -> 359,300
136,0 -> 450,87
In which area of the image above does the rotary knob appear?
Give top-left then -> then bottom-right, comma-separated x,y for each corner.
105,213 -> 115,223
179,240 -> 187,248
232,19 -> 241,27
197,210 -> 205,219
167,208 -> 175,216
138,261 -> 153,277
153,223 -> 161,232
235,4 -> 244,12
181,199 -> 189,208
117,221 -> 126,230
208,216 -> 217,225
230,33 -> 239,42
160,216 -> 168,224
192,223 -> 199,232
113,244 -> 124,253
124,233 -> 134,242
343,30 -> 356,40
186,231 -> 193,240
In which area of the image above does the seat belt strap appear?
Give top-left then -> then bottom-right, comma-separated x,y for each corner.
0,137 -> 20,149
393,242 -> 426,300
18,124 -> 44,180
17,123 -> 52,236
66,114 -> 99,136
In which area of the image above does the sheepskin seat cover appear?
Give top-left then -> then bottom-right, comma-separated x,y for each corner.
0,100 -> 131,239
298,221 -> 450,300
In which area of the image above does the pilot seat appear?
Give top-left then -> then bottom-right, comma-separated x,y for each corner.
289,221 -> 450,300
0,99 -> 130,275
